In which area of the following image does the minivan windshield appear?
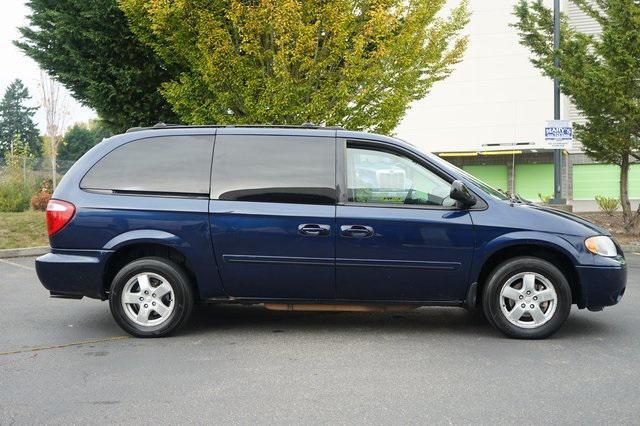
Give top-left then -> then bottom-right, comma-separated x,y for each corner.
415,149 -> 511,201
448,165 -> 510,201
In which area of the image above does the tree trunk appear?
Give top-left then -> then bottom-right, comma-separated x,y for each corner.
50,138 -> 58,189
620,154 -> 638,232
52,153 -> 57,189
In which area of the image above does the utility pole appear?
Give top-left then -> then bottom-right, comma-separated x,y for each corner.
551,0 -> 565,205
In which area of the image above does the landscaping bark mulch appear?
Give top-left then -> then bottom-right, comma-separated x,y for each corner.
577,211 -> 640,246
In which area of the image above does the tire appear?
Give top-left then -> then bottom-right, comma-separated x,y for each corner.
109,257 -> 194,337
482,257 -> 571,339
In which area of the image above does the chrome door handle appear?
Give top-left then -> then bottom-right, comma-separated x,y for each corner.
340,225 -> 374,238
298,224 -> 331,237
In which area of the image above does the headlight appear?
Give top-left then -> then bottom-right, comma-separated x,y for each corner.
585,236 -> 617,257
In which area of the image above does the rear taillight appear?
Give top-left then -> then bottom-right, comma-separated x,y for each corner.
46,199 -> 76,236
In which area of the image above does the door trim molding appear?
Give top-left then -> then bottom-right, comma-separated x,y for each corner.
223,254 -> 334,266
224,255 -> 460,270
336,258 -> 460,270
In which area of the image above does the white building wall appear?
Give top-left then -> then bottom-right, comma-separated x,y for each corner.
396,0 -> 556,153
566,0 -> 601,35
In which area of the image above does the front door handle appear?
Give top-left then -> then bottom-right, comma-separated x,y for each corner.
298,224 -> 331,237
340,225 -> 374,238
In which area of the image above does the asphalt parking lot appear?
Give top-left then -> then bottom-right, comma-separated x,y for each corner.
1,255 -> 639,425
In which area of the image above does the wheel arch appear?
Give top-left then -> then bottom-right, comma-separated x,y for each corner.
102,241 -> 201,300
473,236 -> 583,308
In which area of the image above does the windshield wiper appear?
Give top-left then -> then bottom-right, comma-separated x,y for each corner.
497,188 -> 519,203
496,189 -> 530,204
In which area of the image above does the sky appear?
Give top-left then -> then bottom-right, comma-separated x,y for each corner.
1,1 -> 97,133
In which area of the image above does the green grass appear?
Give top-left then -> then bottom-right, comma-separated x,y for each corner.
0,211 -> 48,249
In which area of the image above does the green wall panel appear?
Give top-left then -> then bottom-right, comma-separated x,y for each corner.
514,164 -> 554,201
572,164 -> 619,200
629,164 -> 640,199
460,162 -> 640,201
462,165 -> 508,191
569,163 -> 640,200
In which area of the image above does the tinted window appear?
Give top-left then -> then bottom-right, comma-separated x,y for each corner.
81,136 -> 213,195
346,145 -> 454,207
211,135 -> 335,204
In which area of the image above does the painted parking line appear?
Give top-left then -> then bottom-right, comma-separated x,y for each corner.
0,258 -> 35,271
0,336 -> 130,357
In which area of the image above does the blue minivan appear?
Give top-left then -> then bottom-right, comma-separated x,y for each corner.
36,124 -> 627,339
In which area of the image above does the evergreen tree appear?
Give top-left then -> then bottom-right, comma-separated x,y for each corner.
16,0 -> 179,132
0,79 -> 40,158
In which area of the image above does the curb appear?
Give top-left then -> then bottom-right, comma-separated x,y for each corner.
622,244 -> 640,254
0,246 -> 49,259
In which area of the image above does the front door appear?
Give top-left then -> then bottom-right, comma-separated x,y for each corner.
209,132 -> 336,300
335,141 -> 475,302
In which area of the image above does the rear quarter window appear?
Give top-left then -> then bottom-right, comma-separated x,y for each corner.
81,135 -> 214,195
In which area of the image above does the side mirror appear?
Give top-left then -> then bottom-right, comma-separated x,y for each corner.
450,180 -> 477,208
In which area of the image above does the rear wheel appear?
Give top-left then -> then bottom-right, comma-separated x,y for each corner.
109,257 -> 194,337
482,257 -> 571,339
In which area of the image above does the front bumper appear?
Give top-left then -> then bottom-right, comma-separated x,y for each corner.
35,249 -> 112,300
576,263 -> 627,310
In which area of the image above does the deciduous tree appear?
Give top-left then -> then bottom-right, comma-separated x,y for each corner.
59,120 -> 112,162
119,0 -> 469,134
40,73 -> 68,189
513,0 -> 640,231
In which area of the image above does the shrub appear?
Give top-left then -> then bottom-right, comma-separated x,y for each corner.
538,193 -> 552,204
595,195 -> 620,216
30,191 -> 51,211
0,180 -> 32,212
29,178 -> 54,211
38,178 -> 53,194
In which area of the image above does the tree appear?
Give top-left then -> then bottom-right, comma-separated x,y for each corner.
0,79 -> 40,158
5,134 -> 34,185
119,0 -> 469,135
0,134 -> 35,213
513,0 -> 640,231
15,0 -> 180,132
40,73 -> 69,189
59,120 -> 112,162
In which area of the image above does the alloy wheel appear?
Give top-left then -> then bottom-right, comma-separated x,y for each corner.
499,272 -> 558,329
121,272 -> 175,327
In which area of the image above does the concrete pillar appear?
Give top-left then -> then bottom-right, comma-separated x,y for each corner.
507,154 -> 516,194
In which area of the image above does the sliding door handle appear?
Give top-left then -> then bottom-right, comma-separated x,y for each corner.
298,224 -> 331,236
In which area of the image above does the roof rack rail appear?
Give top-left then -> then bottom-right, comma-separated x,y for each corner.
126,122 -> 345,133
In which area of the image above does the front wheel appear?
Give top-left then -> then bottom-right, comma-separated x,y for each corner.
109,257 -> 194,337
482,257 -> 572,339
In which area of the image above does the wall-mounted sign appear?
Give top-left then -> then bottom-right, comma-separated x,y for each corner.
544,120 -> 573,149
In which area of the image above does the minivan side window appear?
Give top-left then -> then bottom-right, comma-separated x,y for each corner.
346,145 -> 455,207
211,135 -> 336,205
81,136 -> 213,195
